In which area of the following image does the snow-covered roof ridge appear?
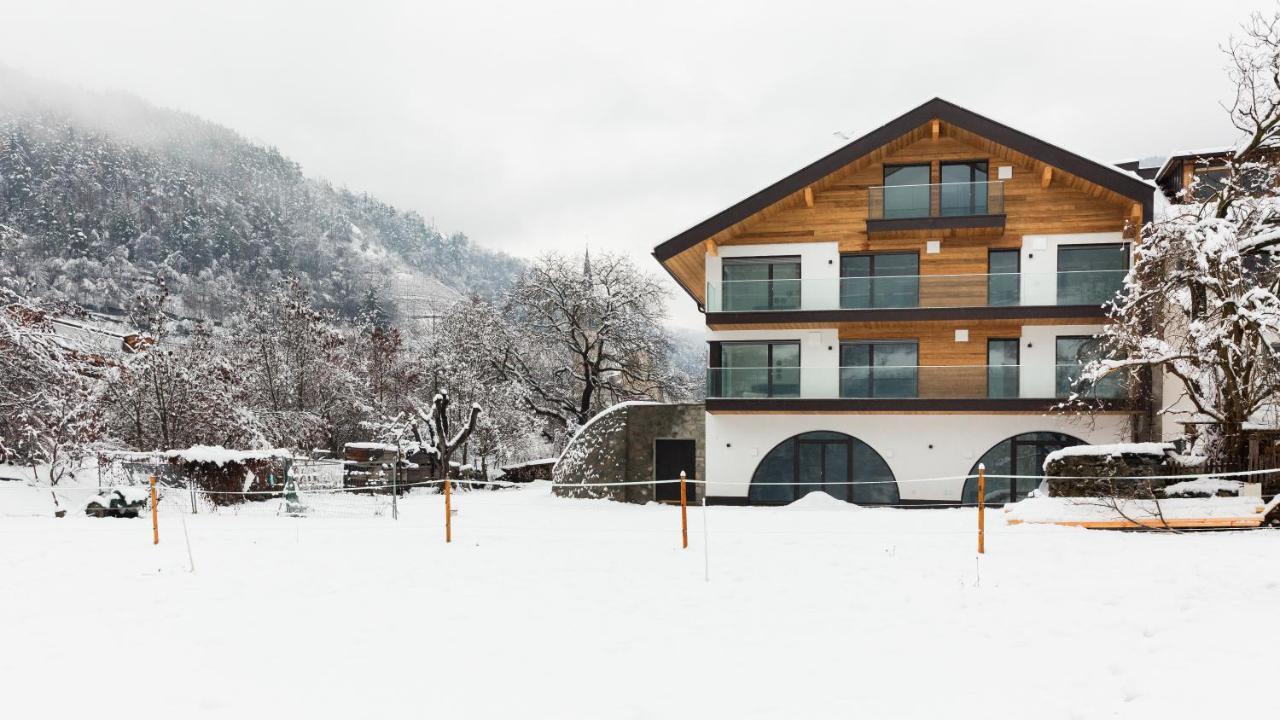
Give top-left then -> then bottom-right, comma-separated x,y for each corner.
1042,442 -> 1176,470
164,445 -> 291,466
555,400 -> 660,464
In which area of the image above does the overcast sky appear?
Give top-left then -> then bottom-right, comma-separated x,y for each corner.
0,0 -> 1266,328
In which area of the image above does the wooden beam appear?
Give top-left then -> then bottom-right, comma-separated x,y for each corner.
803,186 -> 814,208
704,238 -> 717,257
1041,166 -> 1053,189
931,119 -> 940,140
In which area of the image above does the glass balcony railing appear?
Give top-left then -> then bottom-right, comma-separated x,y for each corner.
705,270 -> 1127,313
705,365 -> 1129,401
868,181 -> 1005,220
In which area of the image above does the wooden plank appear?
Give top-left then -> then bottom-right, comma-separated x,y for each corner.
803,186 -> 815,208
1007,516 -> 1266,529
1041,166 -> 1053,189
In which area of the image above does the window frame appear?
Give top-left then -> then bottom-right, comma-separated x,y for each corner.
720,255 -> 802,311
987,248 -> 1020,306
716,340 -> 801,398
839,251 -> 921,309
986,338 -> 1020,399
839,340 -> 919,398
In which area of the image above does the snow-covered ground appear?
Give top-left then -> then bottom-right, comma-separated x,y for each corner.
2,480 -> 1278,719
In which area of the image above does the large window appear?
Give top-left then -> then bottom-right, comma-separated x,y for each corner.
1055,336 -> 1125,399
962,432 -> 1086,504
840,252 -> 919,309
882,164 -> 931,218
1056,243 -> 1129,306
987,249 -> 1020,306
987,339 -> 1019,399
714,342 -> 800,398
840,341 -> 918,398
939,161 -> 988,216
721,256 -> 801,311
749,431 -> 899,505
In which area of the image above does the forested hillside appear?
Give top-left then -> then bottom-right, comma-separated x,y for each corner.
0,67 -> 522,321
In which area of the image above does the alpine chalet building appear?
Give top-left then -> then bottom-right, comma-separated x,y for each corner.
653,99 -> 1156,506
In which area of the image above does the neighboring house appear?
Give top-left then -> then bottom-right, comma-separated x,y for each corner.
1153,148 -> 1239,203
652,98 -> 1156,506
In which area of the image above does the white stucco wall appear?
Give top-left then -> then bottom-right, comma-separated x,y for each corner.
705,411 -> 1132,502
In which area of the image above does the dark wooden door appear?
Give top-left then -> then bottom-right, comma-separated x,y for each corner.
654,439 -> 696,502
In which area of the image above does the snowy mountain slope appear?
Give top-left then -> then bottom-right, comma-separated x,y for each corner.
0,66 -> 520,320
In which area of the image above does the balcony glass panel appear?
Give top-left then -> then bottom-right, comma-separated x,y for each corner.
706,364 -> 1132,401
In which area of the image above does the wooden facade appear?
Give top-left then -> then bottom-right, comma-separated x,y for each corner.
656,98 -> 1155,418
658,102 -> 1148,309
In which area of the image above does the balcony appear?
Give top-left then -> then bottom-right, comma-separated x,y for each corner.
704,364 -> 1132,411
866,181 -> 1005,233
705,269 -> 1128,317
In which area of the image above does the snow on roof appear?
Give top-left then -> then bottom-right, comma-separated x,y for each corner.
1154,145 -> 1241,181
164,446 -> 290,466
1042,442 -> 1175,470
500,457 -> 558,470
557,401 -> 660,463
1161,477 -> 1246,496
345,442 -> 398,451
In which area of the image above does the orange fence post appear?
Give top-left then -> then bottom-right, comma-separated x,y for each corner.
680,470 -> 689,549
150,475 -> 159,545
444,476 -> 452,543
977,463 -> 986,555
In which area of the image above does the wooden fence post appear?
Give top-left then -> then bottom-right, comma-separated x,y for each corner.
977,463 -> 985,555
444,476 -> 452,543
680,470 -> 689,549
150,475 -> 159,545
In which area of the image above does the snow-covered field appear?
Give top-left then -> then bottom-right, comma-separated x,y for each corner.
3,480 -> 1278,719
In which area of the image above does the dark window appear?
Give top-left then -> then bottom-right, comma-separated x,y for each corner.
1055,336 -> 1125,399
721,256 -> 801,311
749,431 -> 899,505
987,339 -> 1019,399
714,342 -> 800,398
939,161 -> 988,216
987,249 -> 1020,306
840,341 -> 917,398
882,164 -> 931,218
1056,243 -> 1129,306
840,252 -> 919,309
962,432 -> 1086,504
1191,166 -> 1229,201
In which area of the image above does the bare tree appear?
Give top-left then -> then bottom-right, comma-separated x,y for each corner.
451,252 -> 693,444
1075,10 -> 1280,463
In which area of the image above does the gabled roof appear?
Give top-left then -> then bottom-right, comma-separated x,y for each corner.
653,97 -> 1155,261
